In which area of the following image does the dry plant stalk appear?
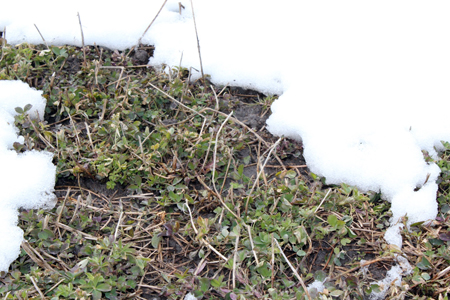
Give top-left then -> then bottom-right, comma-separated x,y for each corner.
245,137 -> 283,213
190,0 -> 204,80
34,24 -> 49,49
232,229 -> 240,289
135,0 -> 168,50
274,238 -> 312,300
185,199 -> 228,261
212,112 -> 242,222
21,241 -> 55,272
247,225 -> 259,265
30,276 -> 45,298
27,115 -> 56,150
314,188 -> 332,213
148,81 -> 206,118
77,12 -> 87,66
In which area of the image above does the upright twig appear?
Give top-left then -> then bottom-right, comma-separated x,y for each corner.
212,112 -> 242,222
314,188 -> 332,213
30,276 -> 45,299
112,200 -> 124,245
126,0 -> 168,58
232,229 -> 240,289
139,0 -> 168,46
247,225 -> 259,265
185,200 -> 228,261
274,238 -> 312,300
34,24 -> 49,50
84,122 -> 94,151
190,0 -> 204,80
77,12 -> 87,66
245,137 -> 283,213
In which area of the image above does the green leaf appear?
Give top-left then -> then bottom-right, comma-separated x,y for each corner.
341,238 -> 351,246
211,275 -> 224,288
314,270 -> 327,282
346,228 -> 357,238
51,46 -> 60,56
238,164 -> 244,176
151,235 -> 162,248
417,257 -> 431,270
199,278 -> 210,292
135,257 -> 148,270
38,229 -> 54,240
328,214 -> 338,227
24,104 -> 33,112
92,290 -> 102,300
230,182 -> 244,189
421,272 -> 431,281
285,170 -> 297,178
256,262 -> 272,278
96,283 -> 112,292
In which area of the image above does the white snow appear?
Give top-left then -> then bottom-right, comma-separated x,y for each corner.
184,293 -> 198,300
307,279 -> 326,294
0,81 -> 56,272
369,258 -> 412,300
1,0 -> 450,291
369,265 -> 403,300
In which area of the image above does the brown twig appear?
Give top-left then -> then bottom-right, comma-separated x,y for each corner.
190,0 -> 204,80
136,0 -> 168,49
232,229 -> 240,289
34,24 -> 49,49
55,221 -> 98,241
185,199 -> 228,261
30,276 -> 45,299
330,257 -> 392,280
211,111 -> 242,222
77,12 -> 87,66
21,241 -> 55,272
274,238 -> 312,300
245,137 -> 283,214
148,81 -> 206,118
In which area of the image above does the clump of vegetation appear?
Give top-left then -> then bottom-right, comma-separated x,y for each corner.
0,42 -> 449,299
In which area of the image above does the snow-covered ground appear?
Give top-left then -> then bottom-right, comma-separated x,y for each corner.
2,1 -> 450,297
0,81 -> 56,272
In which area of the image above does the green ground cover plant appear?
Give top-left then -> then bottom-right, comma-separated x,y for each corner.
0,42 -> 449,299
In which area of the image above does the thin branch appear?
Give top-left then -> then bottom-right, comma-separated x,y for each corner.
190,0 -> 204,79
247,225 -> 259,265
330,257 -> 391,280
314,188 -> 332,213
245,137 -> 283,213
56,221 -> 98,241
77,12 -> 87,66
274,238 -> 312,300
185,199 -> 228,261
34,24 -> 49,49
202,107 -> 287,170
30,276 -> 45,299
21,241 -> 55,272
212,112 -> 242,221
148,81 -> 205,118
45,279 -> 65,296
232,229 -> 240,289
126,0 -> 168,58
138,0 -> 168,46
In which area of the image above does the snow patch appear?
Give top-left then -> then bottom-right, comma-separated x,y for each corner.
0,80 -> 56,272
